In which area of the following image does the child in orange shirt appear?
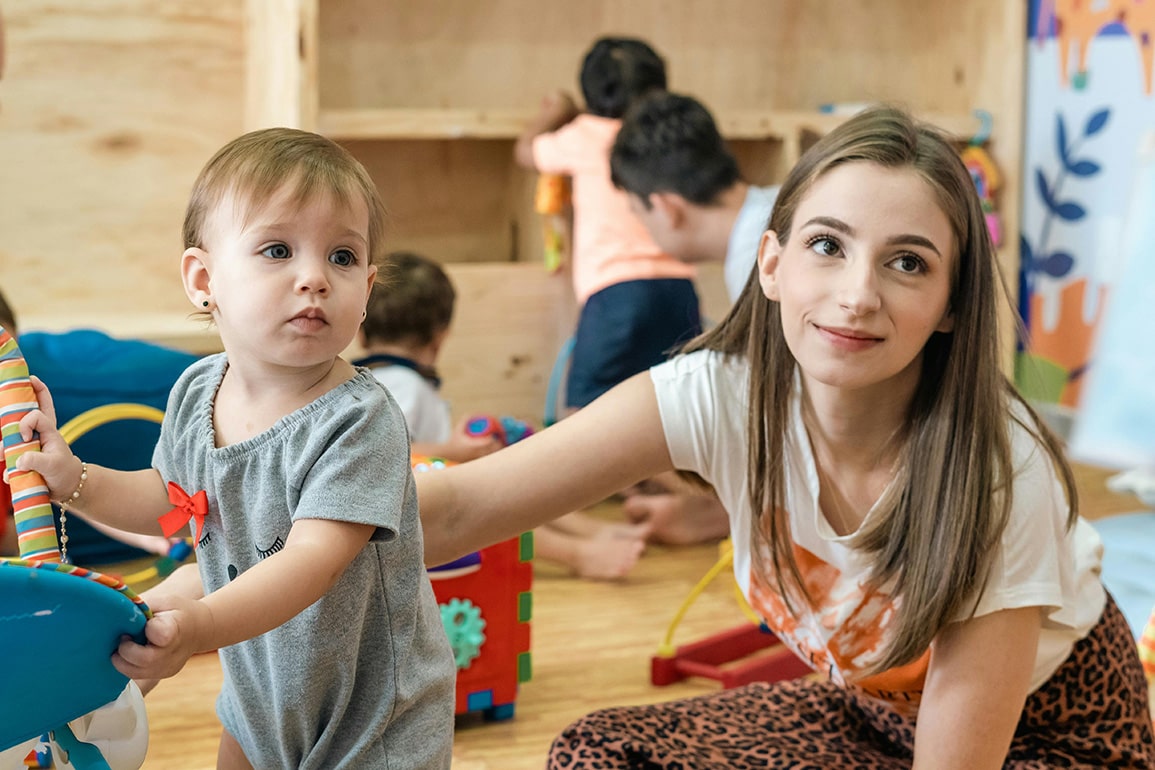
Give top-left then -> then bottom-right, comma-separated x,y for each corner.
515,37 -> 701,411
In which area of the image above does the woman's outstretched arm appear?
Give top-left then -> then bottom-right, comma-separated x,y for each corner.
419,371 -> 675,566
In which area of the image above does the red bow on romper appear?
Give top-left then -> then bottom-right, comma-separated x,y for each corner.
157,481 -> 208,548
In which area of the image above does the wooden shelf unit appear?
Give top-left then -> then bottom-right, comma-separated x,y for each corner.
4,1 -> 1024,425
240,0 -> 1026,420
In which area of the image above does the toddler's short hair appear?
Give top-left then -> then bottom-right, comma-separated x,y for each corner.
362,252 -> 455,347
183,127 -> 388,268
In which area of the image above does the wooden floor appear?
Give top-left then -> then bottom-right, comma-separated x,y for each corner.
137,463 -> 1148,769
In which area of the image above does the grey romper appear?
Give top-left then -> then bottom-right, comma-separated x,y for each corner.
153,354 -> 455,769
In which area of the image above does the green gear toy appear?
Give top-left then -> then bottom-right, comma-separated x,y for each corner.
441,597 -> 486,669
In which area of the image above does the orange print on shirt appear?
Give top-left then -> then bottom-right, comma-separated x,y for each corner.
749,543 -> 929,713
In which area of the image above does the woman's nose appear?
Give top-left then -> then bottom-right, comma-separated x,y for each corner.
836,261 -> 881,315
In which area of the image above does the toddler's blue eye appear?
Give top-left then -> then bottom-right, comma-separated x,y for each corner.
330,249 -> 356,267
262,243 -> 290,260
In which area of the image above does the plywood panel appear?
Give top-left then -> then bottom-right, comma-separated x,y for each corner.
345,138 -> 540,264
317,0 -> 1017,115
434,262 -> 576,424
0,0 -> 245,324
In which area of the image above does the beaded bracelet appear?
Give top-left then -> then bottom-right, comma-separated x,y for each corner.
55,459 -> 88,563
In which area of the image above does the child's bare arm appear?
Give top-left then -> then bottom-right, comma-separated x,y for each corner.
142,562 -> 204,604
514,90 -> 580,169
413,426 -> 502,464
112,517 -> 373,681
16,377 -> 171,533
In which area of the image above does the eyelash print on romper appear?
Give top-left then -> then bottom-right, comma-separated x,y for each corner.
255,536 -> 285,559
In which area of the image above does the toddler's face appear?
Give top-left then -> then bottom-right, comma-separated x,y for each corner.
195,183 -> 376,371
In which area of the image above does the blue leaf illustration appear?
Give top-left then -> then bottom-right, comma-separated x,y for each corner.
1056,113 -> 1070,164
1054,201 -> 1087,221
1035,169 -> 1055,210
1084,108 -> 1110,137
1067,159 -> 1101,176
1043,251 -> 1075,277
1020,234 -> 1034,270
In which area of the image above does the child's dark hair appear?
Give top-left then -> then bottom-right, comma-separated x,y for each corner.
611,91 -> 741,205
579,37 -> 667,119
362,251 -> 455,347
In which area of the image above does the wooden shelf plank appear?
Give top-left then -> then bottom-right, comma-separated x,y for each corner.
319,108 -> 534,139
319,106 -> 984,143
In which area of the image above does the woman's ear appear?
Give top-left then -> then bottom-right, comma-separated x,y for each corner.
757,231 -> 783,301
181,247 -> 212,309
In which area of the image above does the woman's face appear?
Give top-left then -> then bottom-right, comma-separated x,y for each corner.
757,161 -> 956,396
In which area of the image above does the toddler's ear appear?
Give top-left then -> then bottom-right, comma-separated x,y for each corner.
757,231 -> 783,301
181,247 -> 212,309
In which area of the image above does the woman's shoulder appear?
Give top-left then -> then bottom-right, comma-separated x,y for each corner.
1005,398 -> 1063,479
653,348 -> 747,382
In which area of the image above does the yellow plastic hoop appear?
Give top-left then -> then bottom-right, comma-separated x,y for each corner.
58,403 -> 165,443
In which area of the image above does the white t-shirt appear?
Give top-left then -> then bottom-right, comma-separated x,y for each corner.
651,350 -> 1105,712
367,365 -> 452,444
724,184 -> 779,301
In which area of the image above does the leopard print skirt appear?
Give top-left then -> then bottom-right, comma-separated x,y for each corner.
547,597 -> 1154,769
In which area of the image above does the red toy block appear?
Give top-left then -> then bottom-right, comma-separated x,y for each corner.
428,532 -> 533,720
651,623 -> 811,689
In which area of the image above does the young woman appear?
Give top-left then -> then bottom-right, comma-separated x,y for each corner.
418,106 -> 1153,768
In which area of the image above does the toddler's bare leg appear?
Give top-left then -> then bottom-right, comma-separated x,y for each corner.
217,730 -> 254,770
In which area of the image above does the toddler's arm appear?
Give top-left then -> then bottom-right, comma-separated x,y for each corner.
514,90 -> 580,169
111,516 -> 373,681
15,376 -> 171,534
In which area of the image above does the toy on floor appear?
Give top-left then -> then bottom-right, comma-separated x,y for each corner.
413,455 -> 533,720
651,539 -> 810,689
0,326 -> 150,769
464,415 -> 535,446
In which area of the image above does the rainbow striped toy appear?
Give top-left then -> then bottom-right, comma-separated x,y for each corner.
0,327 -> 150,769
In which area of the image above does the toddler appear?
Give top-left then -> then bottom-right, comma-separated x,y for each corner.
17,128 -> 455,769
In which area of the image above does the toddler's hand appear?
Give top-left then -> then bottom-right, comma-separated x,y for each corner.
450,434 -> 503,462
112,592 -> 211,681
13,376 -> 80,495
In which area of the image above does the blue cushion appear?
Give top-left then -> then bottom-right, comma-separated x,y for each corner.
1091,511 -> 1155,638
19,330 -> 198,565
